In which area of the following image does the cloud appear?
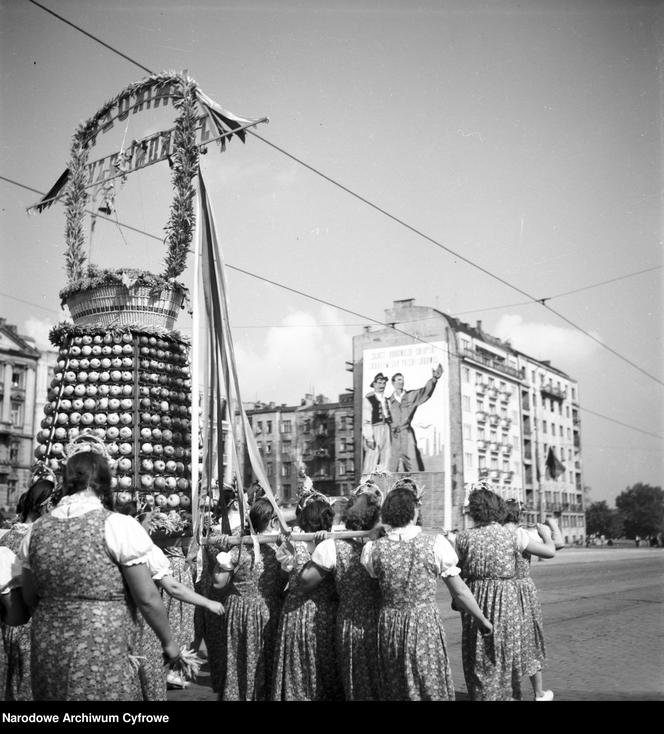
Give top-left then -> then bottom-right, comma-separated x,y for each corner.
234,306 -> 353,406
23,316 -> 54,351
492,314 -> 600,368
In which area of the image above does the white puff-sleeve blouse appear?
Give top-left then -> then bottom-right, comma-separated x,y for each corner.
18,493 -> 153,569
360,524 -> 461,579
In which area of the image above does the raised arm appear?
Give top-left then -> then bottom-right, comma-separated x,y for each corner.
524,523 -> 556,559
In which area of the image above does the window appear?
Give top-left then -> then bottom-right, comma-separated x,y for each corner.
338,461 -> 346,476
550,424 -> 556,436
490,429 -> 497,442
464,453 -> 473,468
10,402 -> 23,428
11,369 -> 25,389
266,462 -> 273,477
502,460 -> 510,472
9,442 -> 19,462
339,437 -> 346,452
476,372 -> 483,384
347,460 -> 355,473
571,388 -> 576,401
567,428 -> 571,440
463,367 -> 470,383
463,423 -> 471,440
282,484 -> 292,499
568,449 -> 573,461
264,441 -> 272,455
303,419 -> 311,433
7,479 -> 17,497
255,421 -> 263,434
566,406 -> 570,418
542,420 -> 547,434
460,337 -> 470,351
490,457 -> 498,469
281,463 -> 291,477
462,396 -> 470,411
478,455 -> 486,469
513,436 -> 519,448
282,421 -> 292,434
266,420 -> 272,434
476,399 -> 484,411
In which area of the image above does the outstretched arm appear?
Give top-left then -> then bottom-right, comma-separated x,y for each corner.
524,523 -> 556,558
158,575 -> 223,616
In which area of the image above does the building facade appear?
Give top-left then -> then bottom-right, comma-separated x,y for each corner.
352,300 -> 586,542
0,318 -> 58,511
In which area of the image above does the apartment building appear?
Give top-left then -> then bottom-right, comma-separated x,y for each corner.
352,299 -> 586,541
0,317 -> 58,510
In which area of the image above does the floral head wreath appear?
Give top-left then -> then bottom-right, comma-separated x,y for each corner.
296,485 -> 333,512
64,431 -> 113,465
389,477 -> 424,504
29,462 -> 57,490
352,479 -> 384,506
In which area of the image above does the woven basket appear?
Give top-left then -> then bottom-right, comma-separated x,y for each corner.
64,284 -> 185,329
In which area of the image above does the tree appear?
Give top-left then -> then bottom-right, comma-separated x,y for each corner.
585,501 -> 623,539
615,483 -> 664,539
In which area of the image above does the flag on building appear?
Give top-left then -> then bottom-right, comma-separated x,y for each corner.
545,446 -> 565,480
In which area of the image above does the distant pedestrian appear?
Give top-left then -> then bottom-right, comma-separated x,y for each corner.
635,535 -> 641,547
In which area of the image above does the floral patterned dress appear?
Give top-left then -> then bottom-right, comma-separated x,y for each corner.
368,532 -> 455,700
201,537 -> 227,693
514,540 -> 546,678
271,541 -> 342,701
159,544 -> 196,650
0,523 -> 32,701
27,508 -> 141,701
454,523 -> 522,701
217,543 -> 285,700
331,539 -> 381,700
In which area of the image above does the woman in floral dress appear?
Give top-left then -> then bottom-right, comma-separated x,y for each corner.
502,500 -> 557,701
212,498 -> 286,700
271,496 -> 343,701
0,469 -> 54,701
453,487 -> 554,701
18,446 -> 179,701
361,481 -> 492,701
301,487 -> 382,700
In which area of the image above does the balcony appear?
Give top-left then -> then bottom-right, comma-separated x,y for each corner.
489,442 -> 500,453
522,424 -> 532,437
460,347 -> 523,381
499,417 -> 511,430
502,470 -> 514,482
475,382 -> 488,395
476,411 -> 488,424
541,383 -> 567,401
489,469 -> 500,480
488,414 -> 500,427
478,467 -> 489,478
499,388 -> 512,403
487,387 -> 499,401
477,440 -> 487,451
501,442 -> 513,455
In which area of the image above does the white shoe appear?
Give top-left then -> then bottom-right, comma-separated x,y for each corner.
535,690 -> 554,701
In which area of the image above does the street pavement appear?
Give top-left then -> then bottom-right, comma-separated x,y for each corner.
169,545 -> 664,703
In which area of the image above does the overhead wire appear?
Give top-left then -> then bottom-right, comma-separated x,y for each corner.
24,0 -> 664,388
2,173 -> 662,442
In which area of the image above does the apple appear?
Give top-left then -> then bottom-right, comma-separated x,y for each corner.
109,386 -> 122,397
79,358 -> 90,370
65,371 -> 77,383
94,413 -> 107,426
122,386 -> 133,396
155,493 -> 167,507
59,399 -> 72,411
110,476 -> 118,489
176,478 -> 189,492
119,413 -> 133,426
118,476 -> 132,489
106,426 -> 119,440
140,427 -> 152,440
97,384 -> 110,396
151,428 -> 162,442
62,385 -> 75,397
154,477 -> 166,490
163,446 -> 175,458
139,336 -> 149,345
143,493 -> 155,506
161,429 -> 173,443
119,443 -> 133,456
57,412 -> 69,425
101,358 -> 112,369
91,346 -> 102,356
141,442 -> 153,454
81,335 -> 92,345
110,370 -> 122,382
107,413 -> 120,426
122,333 -> 133,344
88,372 -> 99,383
167,493 -> 180,508
69,346 -> 81,357
150,414 -> 160,426
140,398 -> 151,409
93,335 -> 103,344
111,358 -> 122,369
83,398 -> 96,411
107,443 -> 119,457
81,345 -> 92,357
118,458 -> 132,472
34,445 -> 47,458
68,359 -> 80,370
117,490 -> 132,503
152,445 -> 163,456
112,345 -> 123,355
89,358 -> 101,369
80,413 -> 94,425
165,460 -> 177,473
122,344 -> 133,355
99,372 -> 110,383
69,412 -> 81,425
119,427 -> 133,441
141,458 -> 154,471
122,358 -> 133,369
153,459 -> 166,473
78,371 -> 88,383
139,387 -> 150,397
101,346 -> 113,356
165,477 -> 177,490
179,495 -> 191,509
103,334 -> 114,345
85,386 -> 98,396
93,428 -> 105,439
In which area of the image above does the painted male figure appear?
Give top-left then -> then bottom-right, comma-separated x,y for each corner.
361,372 -> 392,479
387,363 -> 443,472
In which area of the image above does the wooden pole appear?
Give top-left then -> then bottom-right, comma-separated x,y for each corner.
201,529 -> 374,546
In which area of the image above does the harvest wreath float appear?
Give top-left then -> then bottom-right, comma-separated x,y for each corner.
30,72 -> 268,522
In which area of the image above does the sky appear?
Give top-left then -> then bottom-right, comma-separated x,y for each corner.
1,0 -> 662,506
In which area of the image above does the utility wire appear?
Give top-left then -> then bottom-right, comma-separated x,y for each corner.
2,173 -> 662,441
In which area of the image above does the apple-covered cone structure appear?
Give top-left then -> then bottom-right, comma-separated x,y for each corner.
36,323 -> 193,514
